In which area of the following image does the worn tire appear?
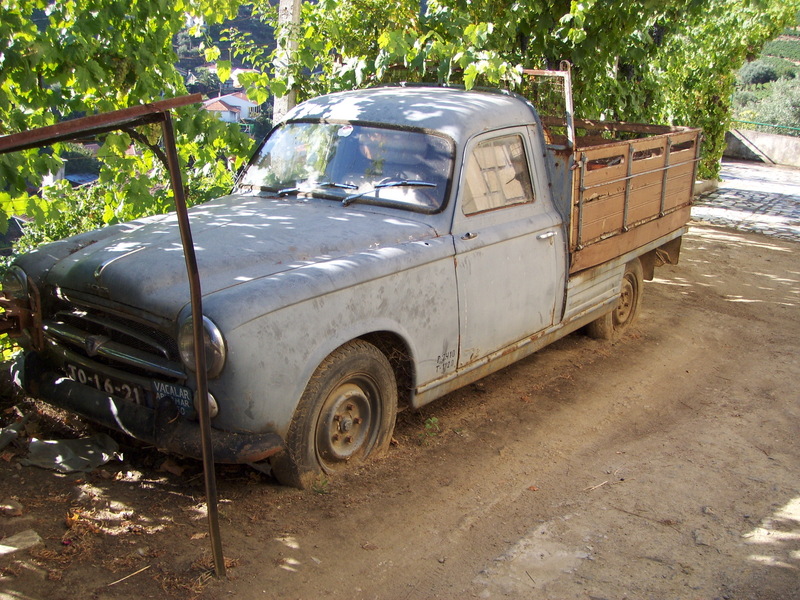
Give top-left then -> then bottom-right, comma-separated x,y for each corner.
586,258 -> 644,341
270,340 -> 398,489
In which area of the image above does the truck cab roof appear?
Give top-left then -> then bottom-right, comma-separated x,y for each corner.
283,86 -> 541,143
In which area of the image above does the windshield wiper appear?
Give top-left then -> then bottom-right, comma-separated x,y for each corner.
342,180 -> 437,207
277,181 -> 358,197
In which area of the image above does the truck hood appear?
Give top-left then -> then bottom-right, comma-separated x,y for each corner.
43,194 -> 439,319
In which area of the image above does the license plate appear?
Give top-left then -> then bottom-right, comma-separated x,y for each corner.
65,364 -> 194,414
153,380 -> 194,416
65,363 -> 146,405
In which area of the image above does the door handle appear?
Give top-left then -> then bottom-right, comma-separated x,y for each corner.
537,231 -> 557,240
461,232 -> 478,240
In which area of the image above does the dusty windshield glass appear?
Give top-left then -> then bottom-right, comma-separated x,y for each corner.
239,122 -> 453,211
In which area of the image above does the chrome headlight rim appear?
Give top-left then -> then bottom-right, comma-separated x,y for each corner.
178,315 -> 226,379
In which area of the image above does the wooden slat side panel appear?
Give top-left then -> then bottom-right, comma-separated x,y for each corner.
577,194 -> 626,241
583,159 -> 627,184
667,130 -> 700,146
579,197 -> 692,243
664,168 -> 695,210
585,160 -> 693,203
582,180 -> 626,203
569,206 -> 692,273
628,170 -> 666,194
626,186 -> 663,223
576,170 -> 686,244
630,138 -> 668,174
569,128 -> 700,250
579,144 -> 631,160
579,182 -> 693,242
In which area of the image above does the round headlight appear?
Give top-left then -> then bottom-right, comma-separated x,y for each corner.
178,315 -> 226,378
2,266 -> 29,300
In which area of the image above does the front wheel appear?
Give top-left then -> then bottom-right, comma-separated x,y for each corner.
586,258 -> 644,340
270,340 -> 397,488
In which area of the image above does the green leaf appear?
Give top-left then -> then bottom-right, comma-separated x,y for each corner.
464,63 -> 479,90
216,59 -> 232,83
204,45 -> 221,62
270,79 -> 287,98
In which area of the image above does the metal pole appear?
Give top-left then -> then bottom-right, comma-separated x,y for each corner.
660,138 -> 672,217
160,112 -> 226,578
560,61 -> 576,151
576,155 -> 587,250
622,143 -> 634,231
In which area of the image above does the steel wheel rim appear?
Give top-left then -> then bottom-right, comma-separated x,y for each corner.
615,274 -> 636,326
316,379 -> 379,466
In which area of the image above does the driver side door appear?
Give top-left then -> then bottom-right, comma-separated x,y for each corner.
452,128 -> 565,368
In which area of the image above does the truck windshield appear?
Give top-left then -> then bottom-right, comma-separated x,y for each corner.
238,122 -> 453,212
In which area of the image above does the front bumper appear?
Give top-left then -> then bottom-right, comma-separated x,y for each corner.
17,351 -> 284,464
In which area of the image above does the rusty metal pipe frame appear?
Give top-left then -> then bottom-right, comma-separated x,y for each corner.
0,95 -> 226,578
522,63 -> 576,149
159,111 -> 226,578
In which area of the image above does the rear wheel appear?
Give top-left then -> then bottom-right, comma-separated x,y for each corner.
586,258 -> 644,340
270,340 -> 397,488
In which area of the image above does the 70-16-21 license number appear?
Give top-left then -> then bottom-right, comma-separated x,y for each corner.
65,363 -> 144,404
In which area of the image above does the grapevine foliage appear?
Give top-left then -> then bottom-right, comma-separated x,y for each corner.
0,0 -> 253,241
229,0 -> 800,180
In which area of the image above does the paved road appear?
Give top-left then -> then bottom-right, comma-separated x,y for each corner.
693,159 -> 800,242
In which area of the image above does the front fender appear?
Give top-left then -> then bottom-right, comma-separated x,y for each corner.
202,238 -> 459,436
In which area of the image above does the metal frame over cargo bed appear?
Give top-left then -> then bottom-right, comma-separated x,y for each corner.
523,66 -> 701,274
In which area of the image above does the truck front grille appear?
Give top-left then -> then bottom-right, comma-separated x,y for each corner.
43,306 -> 185,381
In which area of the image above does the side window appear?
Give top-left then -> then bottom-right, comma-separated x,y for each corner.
462,134 -> 535,215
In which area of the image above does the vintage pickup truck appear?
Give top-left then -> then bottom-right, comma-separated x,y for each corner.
0,75 -> 700,487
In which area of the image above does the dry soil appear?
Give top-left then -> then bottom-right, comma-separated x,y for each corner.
1,221 -> 799,600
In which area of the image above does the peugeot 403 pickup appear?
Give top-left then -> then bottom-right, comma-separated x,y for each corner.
0,72 -> 700,487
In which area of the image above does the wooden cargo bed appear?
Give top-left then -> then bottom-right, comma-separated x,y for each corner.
543,117 -> 701,274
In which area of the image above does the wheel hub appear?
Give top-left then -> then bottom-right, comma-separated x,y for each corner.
615,277 -> 635,324
318,383 -> 374,463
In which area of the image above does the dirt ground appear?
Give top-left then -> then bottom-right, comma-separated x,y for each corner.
1,221 -> 799,600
